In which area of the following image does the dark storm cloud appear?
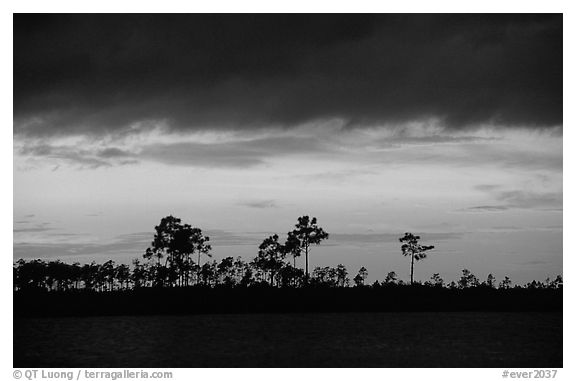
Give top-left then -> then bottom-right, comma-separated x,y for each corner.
14,14 -> 562,138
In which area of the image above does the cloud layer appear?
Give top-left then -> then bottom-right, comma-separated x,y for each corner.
14,14 -> 562,138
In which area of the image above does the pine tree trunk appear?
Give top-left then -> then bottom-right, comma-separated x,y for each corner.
410,252 -> 415,285
197,252 -> 201,285
305,242 -> 309,281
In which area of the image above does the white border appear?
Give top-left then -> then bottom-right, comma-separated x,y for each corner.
3,2 -> 573,380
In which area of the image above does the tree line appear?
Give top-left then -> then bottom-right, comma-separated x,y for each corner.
13,215 -> 563,292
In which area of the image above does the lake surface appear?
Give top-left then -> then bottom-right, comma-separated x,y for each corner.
14,312 -> 562,367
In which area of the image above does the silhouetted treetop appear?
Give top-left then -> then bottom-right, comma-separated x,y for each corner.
399,232 -> 435,284
289,216 -> 329,280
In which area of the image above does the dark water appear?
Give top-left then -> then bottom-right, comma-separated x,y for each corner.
14,312 -> 562,367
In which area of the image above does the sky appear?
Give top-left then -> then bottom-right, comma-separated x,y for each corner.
13,14 -> 562,284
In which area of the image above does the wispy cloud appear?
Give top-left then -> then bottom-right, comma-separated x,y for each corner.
97,147 -> 134,158
138,142 -> 264,168
464,190 -> 562,213
517,259 -> 552,266
474,184 -> 501,192
293,168 -> 378,184
375,134 -> 498,148
16,132 -> 335,169
13,232 -> 154,260
18,144 -> 138,169
13,226 -> 55,233
465,205 -> 509,212
204,230 -> 271,247
330,232 -> 463,245
238,200 -> 278,209
496,190 -> 562,211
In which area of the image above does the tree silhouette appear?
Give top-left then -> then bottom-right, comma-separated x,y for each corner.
217,257 -> 235,286
335,264 -> 349,287
189,227 -> 212,285
353,266 -> 368,286
12,256 -> 563,296
458,269 -> 480,289
46,260 -> 68,291
499,276 -> 512,289
173,224 -> 212,285
312,266 -> 339,287
116,264 -> 131,290
232,257 -> 252,286
551,275 -> 563,288
384,271 -> 397,285
144,216 -> 211,286
399,233 -> 435,285
427,273 -> 444,287
146,215 -> 181,265
284,232 -> 302,268
131,259 -> 148,288
10,215 -> 563,299
80,262 -> 98,291
289,216 -> 329,282
277,264 -> 304,287
14,259 -> 47,290
255,234 -> 286,286
485,273 -> 496,288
